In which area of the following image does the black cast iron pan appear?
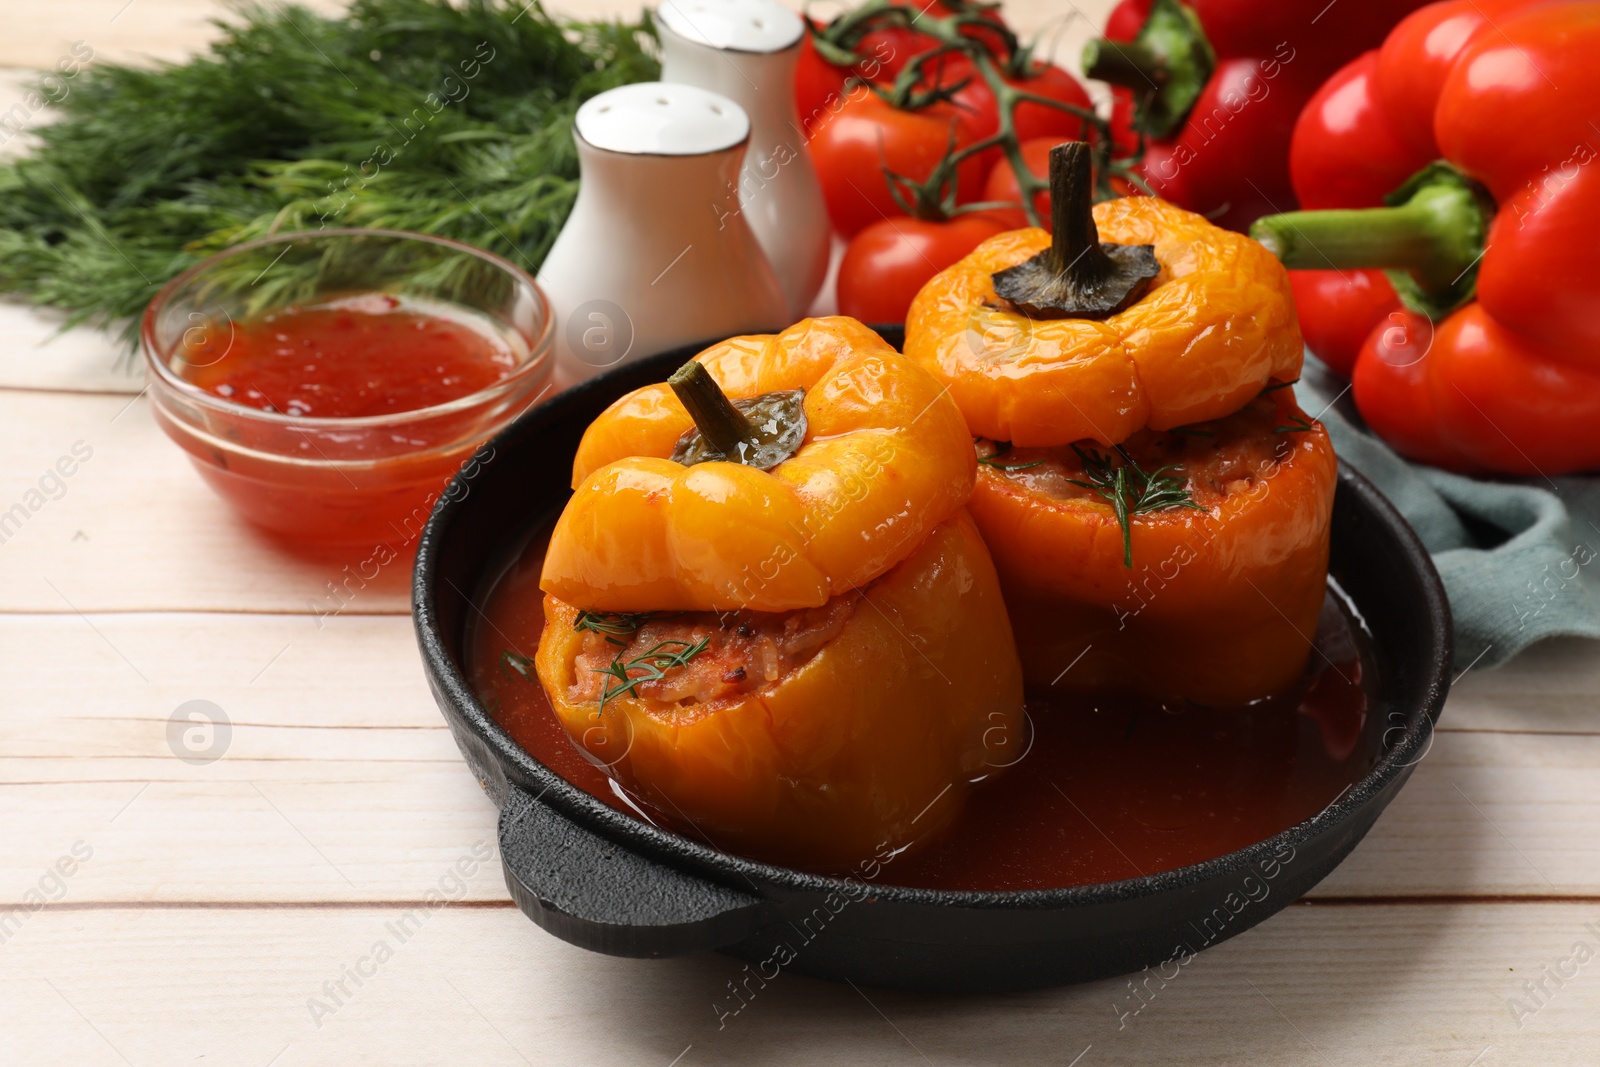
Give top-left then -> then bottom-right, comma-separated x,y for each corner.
412,329 -> 1453,993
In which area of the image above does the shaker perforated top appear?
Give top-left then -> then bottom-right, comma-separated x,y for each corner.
656,0 -> 804,53
574,82 -> 751,156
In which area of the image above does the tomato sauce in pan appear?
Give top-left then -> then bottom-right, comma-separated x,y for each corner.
469,525 -> 1378,892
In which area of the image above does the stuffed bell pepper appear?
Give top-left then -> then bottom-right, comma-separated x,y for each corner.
535,317 -> 1025,870
1253,0 -> 1600,475
906,143 -> 1337,706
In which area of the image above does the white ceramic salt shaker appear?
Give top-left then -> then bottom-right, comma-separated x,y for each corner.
658,0 -> 830,319
539,82 -> 789,389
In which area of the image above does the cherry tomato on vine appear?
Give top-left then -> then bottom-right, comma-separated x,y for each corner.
912,54 -> 1092,191
1012,63 -> 1096,143
837,211 -> 1020,323
796,26 -> 908,139
982,136 -> 1057,223
809,91 -> 989,238
983,137 -> 1139,228
796,0 -> 1012,141
858,24 -> 928,77
921,56 -> 1093,142
928,0 -> 1012,58
996,62 -> 1094,143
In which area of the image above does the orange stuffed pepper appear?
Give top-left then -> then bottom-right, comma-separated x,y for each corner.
535,318 -> 1024,870
906,143 -> 1336,706
906,148 -> 1304,449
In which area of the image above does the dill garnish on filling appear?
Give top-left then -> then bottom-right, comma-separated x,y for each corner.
573,610 -> 683,646
977,440 -> 1045,471
1066,444 -> 1206,569
593,639 -> 712,712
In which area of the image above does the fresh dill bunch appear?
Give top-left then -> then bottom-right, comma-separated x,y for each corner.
0,0 -> 658,346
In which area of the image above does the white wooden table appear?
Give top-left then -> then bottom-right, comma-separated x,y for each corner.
2,3 -> 1597,1064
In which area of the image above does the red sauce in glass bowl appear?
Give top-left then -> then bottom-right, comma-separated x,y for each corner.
179,295 -> 516,419
143,229 -> 552,548
467,524 -> 1379,892
148,293 -> 548,547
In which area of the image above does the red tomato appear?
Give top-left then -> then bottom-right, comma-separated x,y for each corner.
1009,63 -> 1096,143
905,53 -> 989,144
837,213 -> 1017,323
913,55 -> 1091,198
924,56 -> 1092,142
810,91 -> 989,237
983,138 -> 1142,229
982,136 -> 1057,223
927,0 -> 1012,58
859,24 -> 929,78
795,1 -> 1013,141
795,26 -> 907,139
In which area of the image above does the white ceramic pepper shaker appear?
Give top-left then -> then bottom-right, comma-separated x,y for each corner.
657,0 -> 831,319
539,81 -> 789,390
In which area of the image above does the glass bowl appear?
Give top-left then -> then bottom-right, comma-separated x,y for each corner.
142,229 -> 554,546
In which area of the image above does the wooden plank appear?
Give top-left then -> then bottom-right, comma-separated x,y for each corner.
3,611 -> 1599,904
0,305 -> 142,395
1445,637 -> 1600,735
1315,729 -> 1600,898
0,902 -> 1595,1065
0,390 -> 413,614
1311,636 -> 1600,896
0,613 -> 504,903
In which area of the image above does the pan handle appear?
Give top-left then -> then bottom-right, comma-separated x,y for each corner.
497,783 -> 772,957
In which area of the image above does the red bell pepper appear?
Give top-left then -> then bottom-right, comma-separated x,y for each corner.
1084,0 -> 1431,232
1253,0 -> 1600,476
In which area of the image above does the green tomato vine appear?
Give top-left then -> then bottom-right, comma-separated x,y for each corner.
808,0 -> 1153,225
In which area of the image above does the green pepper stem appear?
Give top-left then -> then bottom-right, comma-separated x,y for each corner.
1249,181 -> 1487,293
668,361 -> 752,457
1079,0 -> 1213,140
1081,39 -> 1168,90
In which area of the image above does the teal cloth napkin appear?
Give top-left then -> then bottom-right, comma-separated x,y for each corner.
1298,356 -> 1600,671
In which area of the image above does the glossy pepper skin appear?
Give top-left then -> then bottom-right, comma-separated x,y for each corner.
1095,0 -> 1430,232
535,513 -> 1025,870
971,386 -> 1337,705
903,195 -> 1303,448
1264,0 -> 1600,475
542,317 -> 976,612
